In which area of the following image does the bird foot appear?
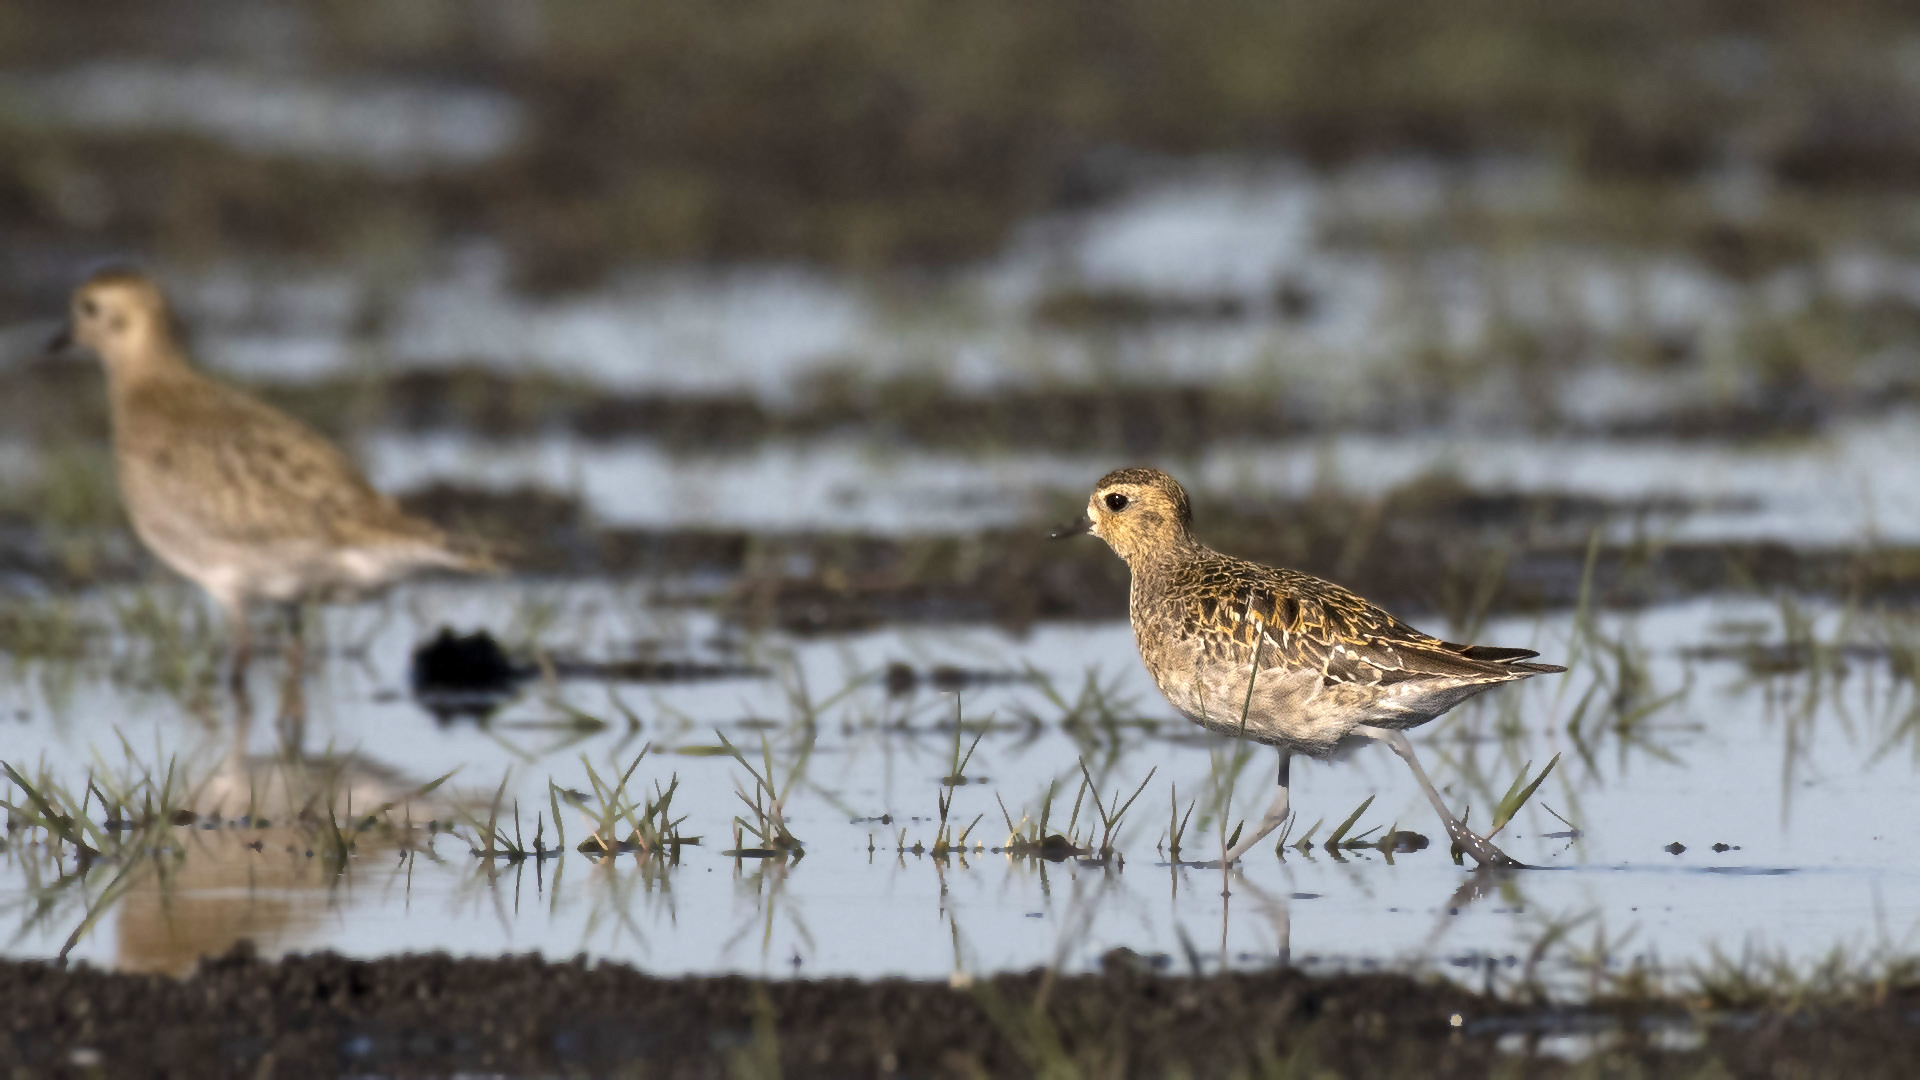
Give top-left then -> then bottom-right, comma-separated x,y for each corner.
1445,818 -> 1525,870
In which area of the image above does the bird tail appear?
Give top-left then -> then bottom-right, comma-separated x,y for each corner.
421,536 -> 510,576
379,508 -> 511,576
1440,641 -> 1565,675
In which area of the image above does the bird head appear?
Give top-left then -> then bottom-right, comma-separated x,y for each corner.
53,268 -> 183,375
1052,466 -> 1196,564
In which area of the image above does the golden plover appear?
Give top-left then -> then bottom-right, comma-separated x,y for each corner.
53,268 -> 495,684
1054,466 -> 1564,869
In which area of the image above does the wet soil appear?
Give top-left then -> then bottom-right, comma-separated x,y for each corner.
308,483 -> 1920,631
6,362 -> 1916,456
215,366 -> 1920,449
4,943 -> 1916,1077
7,477 -> 1917,636
11,4 -> 1920,290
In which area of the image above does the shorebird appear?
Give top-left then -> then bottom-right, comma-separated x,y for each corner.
52,268 -> 495,685
1054,466 -> 1564,869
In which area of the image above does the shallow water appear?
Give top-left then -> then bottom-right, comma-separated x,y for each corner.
33,160 -> 1917,413
5,584 -> 1917,988
12,157 -> 1913,549
3,61 -> 524,175
5,64 -> 1920,998
360,412 -> 1920,544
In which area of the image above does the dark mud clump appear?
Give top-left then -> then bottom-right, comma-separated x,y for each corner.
6,945 -> 1920,1077
411,628 -> 523,696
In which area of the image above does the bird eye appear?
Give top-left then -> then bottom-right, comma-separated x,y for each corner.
1104,493 -> 1130,512
80,299 -> 97,318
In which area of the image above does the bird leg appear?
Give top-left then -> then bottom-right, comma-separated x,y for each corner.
1208,750 -> 1292,866
280,604 -> 306,682
225,599 -> 253,693
276,604 -> 307,751
1352,725 -> 1524,869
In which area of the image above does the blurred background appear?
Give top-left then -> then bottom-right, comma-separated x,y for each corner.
3,1 -> 1919,622
4,1 -> 1920,986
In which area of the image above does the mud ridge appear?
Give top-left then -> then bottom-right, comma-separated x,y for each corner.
8,482 -> 1919,635
12,5 -> 1920,285
7,944 -> 1920,1077
8,365 -> 1917,454
405,483 -> 1920,631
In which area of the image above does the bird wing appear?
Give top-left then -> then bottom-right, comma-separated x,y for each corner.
1180,555 -> 1559,688
118,377 -> 437,550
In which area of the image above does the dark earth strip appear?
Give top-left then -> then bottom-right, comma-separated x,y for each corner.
328,484 -> 1920,632
5,358 -> 1917,454
11,3 -> 1920,293
7,481 -> 1917,638
3,945 -> 1919,1078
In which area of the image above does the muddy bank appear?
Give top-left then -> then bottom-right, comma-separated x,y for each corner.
8,479 -> 1915,637
280,361 -> 1920,449
222,363 -> 1920,450
403,482 -> 1920,631
5,358 -> 1916,457
2,944 -> 1915,1077
12,4 -> 1920,289
728,534 -> 1920,634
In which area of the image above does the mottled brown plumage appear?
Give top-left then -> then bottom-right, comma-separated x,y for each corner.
1062,466 -> 1565,868
60,268 -> 493,680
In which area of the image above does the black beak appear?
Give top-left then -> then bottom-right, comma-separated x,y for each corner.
1048,513 -> 1092,540
45,324 -> 73,356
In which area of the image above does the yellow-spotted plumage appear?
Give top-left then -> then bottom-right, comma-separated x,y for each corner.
1059,466 -> 1564,868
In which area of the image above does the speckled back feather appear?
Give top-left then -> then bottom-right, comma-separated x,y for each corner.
1158,549 -> 1562,691
1084,466 -> 1564,755
114,371 -> 449,552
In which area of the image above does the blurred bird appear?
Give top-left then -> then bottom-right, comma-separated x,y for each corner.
1054,466 -> 1564,868
53,267 -> 496,685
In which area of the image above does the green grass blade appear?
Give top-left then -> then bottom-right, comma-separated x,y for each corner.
1491,753 -> 1561,835
1325,795 -> 1375,848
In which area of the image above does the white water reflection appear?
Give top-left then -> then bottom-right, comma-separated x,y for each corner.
359,410 -> 1920,543
15,158 -> 1903,419
4,61 -> 524,174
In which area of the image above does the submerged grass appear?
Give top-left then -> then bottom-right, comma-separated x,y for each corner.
996,781 -> 1077,861
458,747 -> 697,868
0,584 -> 229,701
0,595 -> 91,667
1024,664 -> 1156,747
1,747 -> 454,959
1322,795 -> 1379,852
992,754 -> 1157,864
574,748 -> 695,860
1490,755 -> 1561,838
929,707 -> 987,859
1161,785 -> 1197,861
1074,758 -> 1155,859
719,730 -> 810,857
